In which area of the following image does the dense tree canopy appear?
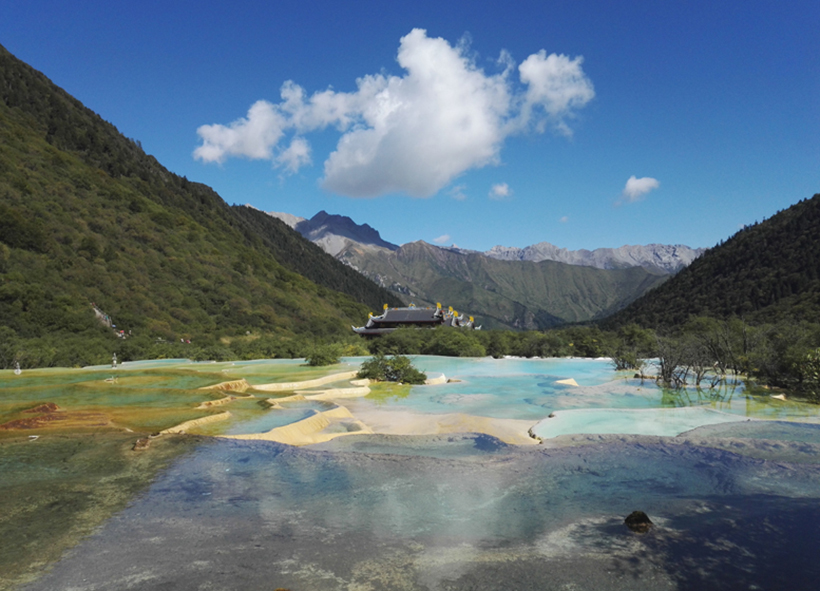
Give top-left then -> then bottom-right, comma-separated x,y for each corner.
604,194 -> 820,330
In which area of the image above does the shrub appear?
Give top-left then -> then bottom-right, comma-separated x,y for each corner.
357,353 -> 427,384
306,343 -> 342,366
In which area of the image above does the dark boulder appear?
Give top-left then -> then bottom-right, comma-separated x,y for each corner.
624,510 -> 653,533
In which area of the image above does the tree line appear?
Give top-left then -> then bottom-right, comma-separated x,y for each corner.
4,315 -> 820,401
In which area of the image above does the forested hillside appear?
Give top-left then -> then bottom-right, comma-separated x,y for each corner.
0,43 -> 400,367
605,194 -> 820,329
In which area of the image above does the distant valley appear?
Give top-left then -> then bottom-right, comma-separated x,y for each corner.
265,209 -> 703,329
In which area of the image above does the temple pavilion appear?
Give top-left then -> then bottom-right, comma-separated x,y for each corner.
353,303 -> 480,337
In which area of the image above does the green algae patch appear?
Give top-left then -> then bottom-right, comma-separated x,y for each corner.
0,432 -> 202,591
366,382 -> 413,404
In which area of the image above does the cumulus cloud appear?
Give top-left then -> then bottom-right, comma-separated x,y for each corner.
194,28 -> 595,198
489,183 -> 512,200
517,51 -> 595,135
276,136 -> 311,173
194,101 -> 285,163
433,234 -> 451,244
621,176 -> 660,203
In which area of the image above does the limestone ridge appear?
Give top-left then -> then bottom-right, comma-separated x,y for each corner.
482,242 -> 706,274
269,209 -> 703,275
266,210 -> 399,256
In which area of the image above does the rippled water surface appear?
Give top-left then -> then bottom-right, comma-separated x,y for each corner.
21,428 -> 820,591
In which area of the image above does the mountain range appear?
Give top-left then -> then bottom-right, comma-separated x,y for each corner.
269,210 -> 703,273
481,242 -> 704,274
266,209 -> 696,329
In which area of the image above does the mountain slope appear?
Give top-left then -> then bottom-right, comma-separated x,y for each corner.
233,206 -> 402,310
337,240 -> 667,329
604,193 -> 820,329
0,43 -> 399,361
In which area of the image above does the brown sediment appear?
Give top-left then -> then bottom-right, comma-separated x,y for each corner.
1,409 -> 112,431
263,380 -> 371,404
199,378 -> 251,393
160,411 -> 232,434
252,370 -> 359,392
196,392 -> 256,409
196,395 -> 236,409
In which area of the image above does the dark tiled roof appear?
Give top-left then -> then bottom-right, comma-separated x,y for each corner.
372,308 -> 440,324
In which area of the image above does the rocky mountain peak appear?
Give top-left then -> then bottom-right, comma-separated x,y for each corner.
265,210 -> 398,256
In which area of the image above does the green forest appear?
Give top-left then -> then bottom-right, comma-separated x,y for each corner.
0,42 -> 401,368
603,194 -> 820,329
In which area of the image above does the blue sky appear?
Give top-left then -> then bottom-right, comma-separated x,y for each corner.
3,0 -> 818,251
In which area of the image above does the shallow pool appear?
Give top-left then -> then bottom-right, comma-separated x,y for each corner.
221,400 -> 334,435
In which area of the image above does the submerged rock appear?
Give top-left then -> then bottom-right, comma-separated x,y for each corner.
624,510 -> 653,533
133,438 -> 151,451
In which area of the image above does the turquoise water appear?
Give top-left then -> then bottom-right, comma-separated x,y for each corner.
348,356 -> 820,434
379,356 -> 634,420
408,355 -> 616,385
531,406 -> 751,438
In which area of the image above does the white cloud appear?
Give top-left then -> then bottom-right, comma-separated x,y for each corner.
194,100 -> 285,163
194,29 -> 595,198
448,184 -> 468,201
621,176 -> 660,203
433,234 -> 451,244
517,51 -> 595,135
559,215 -> 569,223
489,183 -> 512,200
276,136 -> 311,173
